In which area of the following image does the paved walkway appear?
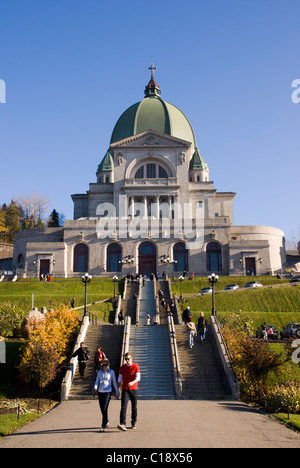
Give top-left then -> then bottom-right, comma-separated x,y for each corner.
1,399 -> 300,448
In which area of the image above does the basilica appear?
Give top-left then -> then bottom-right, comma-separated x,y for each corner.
13,68 -> 286,278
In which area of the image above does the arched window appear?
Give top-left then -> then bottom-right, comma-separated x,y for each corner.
107,243 -> 122,272
207,242 -> 222,272
17,253 -> 24,266
173,243 -> 188,272
74,244 -> 89,273
134,164 -> 168,179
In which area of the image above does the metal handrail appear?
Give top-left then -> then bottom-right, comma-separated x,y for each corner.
168,314 -> 182,399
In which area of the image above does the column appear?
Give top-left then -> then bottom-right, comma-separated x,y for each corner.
155,196 -> 160,219
143,196 -> 148,219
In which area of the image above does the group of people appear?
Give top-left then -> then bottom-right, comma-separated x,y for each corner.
71,305 -> 206,433
72,343 -> 140,433
183,307 -> 208,349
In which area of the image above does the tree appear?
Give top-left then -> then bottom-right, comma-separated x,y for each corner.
4,201 -> 22,242
15,192 -> 49,230
0,210 -> 8,240
48,209 -> 60,227
19,306 -> 80,389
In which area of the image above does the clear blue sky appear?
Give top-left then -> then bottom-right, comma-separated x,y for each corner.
0,0 -> 299,244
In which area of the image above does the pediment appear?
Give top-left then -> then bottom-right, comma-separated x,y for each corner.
110,129 -> 192,149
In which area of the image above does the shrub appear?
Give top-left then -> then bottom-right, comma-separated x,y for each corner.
0,302 -> 24,337
222,320 -> 283,402
262,381 -> 300,414
19,306 -> 80,389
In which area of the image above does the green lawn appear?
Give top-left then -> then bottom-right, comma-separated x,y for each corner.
0,413 -> 40,440
0,278 -> 123,313
273,414 -> 300,432
173,276 -> 300,331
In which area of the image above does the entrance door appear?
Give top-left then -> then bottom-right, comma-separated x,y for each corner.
245,258 -> 256,276
40,259 -> 50,276
139,242 -> 156,277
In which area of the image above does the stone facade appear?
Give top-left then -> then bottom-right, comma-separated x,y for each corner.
13,74 -> 286,279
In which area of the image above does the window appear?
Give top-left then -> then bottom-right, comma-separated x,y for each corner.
135,167 -> 144,179
74,244 -> 89,273
134,164 -> 168,179
147,164 -> 156,178
173,243 -> 188,272
107,243 -> 122,272
159,166 -> 168,178
207,242 -> 222,272
17,254 -> 24,267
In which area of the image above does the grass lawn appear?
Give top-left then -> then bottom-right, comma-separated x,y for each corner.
0,278 -> 124,312
0,412 -> 40,440
273,414 -> 300,433
172,276 -> 300,331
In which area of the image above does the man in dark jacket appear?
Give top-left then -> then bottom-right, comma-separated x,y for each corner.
182,306 -> 192,324
72,342 -> 90,378
197,313 -> 208,343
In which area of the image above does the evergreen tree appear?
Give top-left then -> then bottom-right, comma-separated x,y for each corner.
1,201 -> 21,243
48,209 -> 60,227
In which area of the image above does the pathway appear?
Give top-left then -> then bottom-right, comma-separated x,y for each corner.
1,399 -> 299,448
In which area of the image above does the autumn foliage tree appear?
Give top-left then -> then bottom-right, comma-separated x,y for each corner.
19,306 -> 80,390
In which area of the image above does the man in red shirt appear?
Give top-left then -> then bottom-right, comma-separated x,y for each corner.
117,352 -> 140,431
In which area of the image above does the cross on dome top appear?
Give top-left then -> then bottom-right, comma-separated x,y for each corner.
149,64 -> 156,79
144,64 -> 161,98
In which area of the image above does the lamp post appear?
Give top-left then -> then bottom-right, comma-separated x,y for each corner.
113,275 -> 119,299
179,275 -> 184,302
82,273 -> 92,317
208,273 -> 219,316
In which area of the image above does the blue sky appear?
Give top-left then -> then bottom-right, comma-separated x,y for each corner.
0,0 -> 299,244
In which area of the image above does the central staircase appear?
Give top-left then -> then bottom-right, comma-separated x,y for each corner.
129,326 -> 176,399
128,279 -> 176,399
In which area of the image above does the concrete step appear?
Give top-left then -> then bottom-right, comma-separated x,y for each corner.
129,325 -> 176,400
175,324 -> 233,400
68,324 -> 123,400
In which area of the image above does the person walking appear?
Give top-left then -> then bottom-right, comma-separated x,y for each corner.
93,359 -> 119,432
118,309 -> 124,325
117,352 -> 140,431
182,306 -> 192,324
198,313 -> 208,343
94,346 -> 106,374
72,342 -> 90,378
186,317 -> 197,349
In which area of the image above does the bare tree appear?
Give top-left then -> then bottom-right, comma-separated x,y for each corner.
286,228 -> 300,251
15,192 -> 50,229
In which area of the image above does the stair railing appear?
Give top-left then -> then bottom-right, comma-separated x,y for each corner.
210,315 -> 240,400
168,314 -> 183,399
120,316 -> 131,367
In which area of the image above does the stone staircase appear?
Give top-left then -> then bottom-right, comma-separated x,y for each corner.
175,324 -> 233,400
68,323 -> 123,400
127,279 -> 176,399
129,326 -> 176,400
122,281 -> 139,325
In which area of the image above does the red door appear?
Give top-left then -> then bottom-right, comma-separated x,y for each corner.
40,259 -> 50,276
245,258 -> 256,276
138,242 -> 156,277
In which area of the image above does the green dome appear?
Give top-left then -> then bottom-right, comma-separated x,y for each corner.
110,75 -> 196,147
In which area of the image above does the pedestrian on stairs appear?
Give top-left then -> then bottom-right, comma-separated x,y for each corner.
72,342 -> 90,379
94,346 -> 106,374
118,352 -> 140,431
198,313 -> 208,343
93,359 -> 119,432
183,306 -> 192,324
186,317 -> 197,349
